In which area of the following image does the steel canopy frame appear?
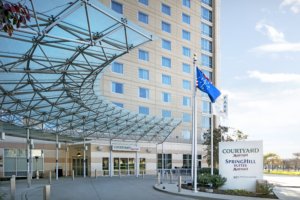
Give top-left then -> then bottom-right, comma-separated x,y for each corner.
0,0 -> 181,142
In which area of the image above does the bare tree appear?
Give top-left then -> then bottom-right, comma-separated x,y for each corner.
293,153 -> 300,171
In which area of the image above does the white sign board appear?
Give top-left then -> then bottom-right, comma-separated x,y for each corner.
112,144 -> 140,152
219,140 -> 263,192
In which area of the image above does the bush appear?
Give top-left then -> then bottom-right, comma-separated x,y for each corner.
197,173 -> 226,189
211,174 -> 227,188
256,181 -> 274,195
198,174 -> 211,186
198,167 -> 219,175
224,189 -> 252,196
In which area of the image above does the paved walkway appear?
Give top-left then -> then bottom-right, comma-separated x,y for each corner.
0,175 -> 299,200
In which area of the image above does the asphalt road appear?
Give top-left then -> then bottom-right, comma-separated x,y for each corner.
264,174 -> 300,200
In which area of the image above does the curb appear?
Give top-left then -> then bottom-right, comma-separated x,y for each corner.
153,183 -> 277,200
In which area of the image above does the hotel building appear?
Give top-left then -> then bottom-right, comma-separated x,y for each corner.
0,0 -> 219,178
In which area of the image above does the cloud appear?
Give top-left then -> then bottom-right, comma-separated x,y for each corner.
247,70 -> 300,83
255,22 -> 286,43
280,0 -> 300,13
226,87 -> 300,158
253,42 -> 300,52
253,22 -> 300,52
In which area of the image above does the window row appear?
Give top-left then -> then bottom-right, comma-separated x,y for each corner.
112,63 -> 192,77
111,82 -> 192,104
112,101 -> 210,123
111,1 -> 212,25
111,62 -> 212,80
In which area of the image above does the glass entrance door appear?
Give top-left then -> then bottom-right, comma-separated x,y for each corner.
72,157 -> 88,176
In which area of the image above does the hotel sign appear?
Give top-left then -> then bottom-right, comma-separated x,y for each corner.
219,141 -> 263,192
111,144 -> 140,152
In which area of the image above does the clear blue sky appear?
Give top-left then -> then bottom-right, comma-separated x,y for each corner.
220,0 -> 300,159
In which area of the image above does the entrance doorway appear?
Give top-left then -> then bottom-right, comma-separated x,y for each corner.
72,157 -> 88,176
114,158 -> 135,175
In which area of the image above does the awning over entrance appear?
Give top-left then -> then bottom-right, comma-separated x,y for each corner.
0,0 -> 181,142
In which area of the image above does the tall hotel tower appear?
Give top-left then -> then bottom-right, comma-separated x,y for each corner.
98,0 -> 219,171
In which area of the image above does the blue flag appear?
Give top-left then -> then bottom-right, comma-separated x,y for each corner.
196,67 -> 221,103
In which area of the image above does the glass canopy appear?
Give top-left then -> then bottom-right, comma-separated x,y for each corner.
0,0 -> 181,142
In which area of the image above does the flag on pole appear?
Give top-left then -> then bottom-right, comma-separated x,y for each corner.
196,67 -> 221,103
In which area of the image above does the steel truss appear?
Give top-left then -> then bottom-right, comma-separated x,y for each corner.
0,0 -> 181,142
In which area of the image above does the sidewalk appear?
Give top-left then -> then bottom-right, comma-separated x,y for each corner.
154,183 -> 277,200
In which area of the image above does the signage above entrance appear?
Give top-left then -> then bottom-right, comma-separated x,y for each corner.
112,145 -> 140,152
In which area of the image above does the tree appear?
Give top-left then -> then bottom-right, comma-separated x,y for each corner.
0,0 -> 30,36
293,152 -> 300,170
264,153 -> 282,171
203,126 -> 248,168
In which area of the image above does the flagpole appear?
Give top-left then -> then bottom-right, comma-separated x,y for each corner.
192,54 -> 198,193
211,115 -> 214,175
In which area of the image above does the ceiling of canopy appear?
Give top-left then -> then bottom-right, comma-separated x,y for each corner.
0,0 -> 181,142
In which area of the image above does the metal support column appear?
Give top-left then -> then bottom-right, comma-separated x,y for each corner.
65,143 -> 68,177
56,134 -> 59,180
135,151 -> 139,178
109,141 -> 113,177
83,138 -> 86,178
26,128 -> 31,188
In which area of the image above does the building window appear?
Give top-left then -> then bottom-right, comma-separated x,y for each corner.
139,87 -> 149,99
201,38 -> 212,53
183,154 -> 202,168
201,54 -> 212,68
161,3 -> 171,16
113,102 -> 124,108
202,100 -> 211,114
139,49 -> 149,61
162,74 -> 171,85
112,82 -> 123,94
139,0 -> 148,6
182,30 -> 191,41
138,11 -> 149,24
202,116 -> 211,129
162,39 -> 171,50
162,92 -> 171,103
138,68 -> 149,80
182,80 -> 191,90
182,0 -> 191,8
182,13 -> 190,24
201,7 -> 212,22
202,0 -> 212,6
162,56 -> 171,68
157,154 -> 172,169
182,96 -> 191,107
162,110 -> 171,118
162,21 -> 171,33
203,70 -> 212,80
182,113 -> 191,122
182,46 -> 191,57
182,63 -> 191,73
182,130 -> 191,140
139,106 -> 149,115
201,23 -> 212,37
111,1 -> 123,14
111,62 -> 123,74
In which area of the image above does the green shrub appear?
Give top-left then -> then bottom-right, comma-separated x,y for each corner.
198,167 -> 219,175
256,181 -> 274,195
197,173 -> 226,188
225,189 -> 252,196
198,174 -> 211,186
211,174 -> 227,188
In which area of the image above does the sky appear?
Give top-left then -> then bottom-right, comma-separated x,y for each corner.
220,0 -> 300,159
